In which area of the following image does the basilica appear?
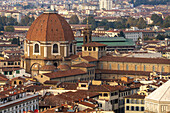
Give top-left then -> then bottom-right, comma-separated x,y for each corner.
21,11 -> 170,83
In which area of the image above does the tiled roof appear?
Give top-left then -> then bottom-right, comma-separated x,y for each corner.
40,65 -> 56,71
87,84 -> 127,92
82,42 -> 107,47
82,56 -> 98,62
2,67 -> 22,72
44,69 -> 87,79
57,63 -> 70,70
44,80 -> 59,85
124,94 -> 146,99
99,56 -> 170,64
95,69 -> 151,76
57,82 -> 77,90
0,74 -> 8,81
71,62 -> 96,68
79,102 -> 96,108
26,12 -> 75,42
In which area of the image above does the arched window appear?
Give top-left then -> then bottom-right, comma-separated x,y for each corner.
19,81 -> 22,85
70,43 -> 72,53
53,44 -> 58,53
14,81 -> 16,84
34,44 -> 39,53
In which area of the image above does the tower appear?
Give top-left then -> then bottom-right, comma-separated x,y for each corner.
21,11 -> 76,75
83,18 -> 92,44
82,17 -> 107,60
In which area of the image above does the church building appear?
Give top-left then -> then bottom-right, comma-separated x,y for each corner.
21,11 -> 76,75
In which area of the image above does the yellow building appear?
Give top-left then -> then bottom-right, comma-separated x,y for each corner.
124,94 -> 145,113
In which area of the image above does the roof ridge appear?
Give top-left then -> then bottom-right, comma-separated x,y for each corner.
159,85 -> 170,101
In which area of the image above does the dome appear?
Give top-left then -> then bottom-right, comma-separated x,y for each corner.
26,12 -> 75,41
57,63 -> 70,71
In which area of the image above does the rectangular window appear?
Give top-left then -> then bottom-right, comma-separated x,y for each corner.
111,93 -> 114,96
135,65 -> 137,71
153,66 -> 155,71
144,65 -> 146,71
99,103 -> 102,107
126,64 -> 129,70
136,106 -> 139,111
16,70 -> 20,74
118,64 -> 120,70
4,71 -> 8,75
101,64 -> 103,69
9,71 -> 12,75
162,66 -> 164,72
141,107 -> 144,111
131,106 -> 134,111
126,106 -> 129,110
103,93 -> 108,97
109,64 -> 111,70
126,99 -> 130,103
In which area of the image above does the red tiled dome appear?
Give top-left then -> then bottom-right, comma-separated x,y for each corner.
26,12 -> 75,41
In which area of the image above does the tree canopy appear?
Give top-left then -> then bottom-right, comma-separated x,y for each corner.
5,26 -> 14,32
151,14 -> 163,26
69,15 -> 79,24
19,16 -> 35,26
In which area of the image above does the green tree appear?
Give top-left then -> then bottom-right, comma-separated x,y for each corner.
82,16 -> 97,30
11,38 -> 18,44
144,36 -> 149,41
5,26 -> 14,32
163,16 -> 170,28
118,31 -> 125,38
151,14 -> 163,26
156,34 -> 165,40
20,16 -> 34,26
0,25 -> 4,31
69,15 -> 79,24
137,17 -> 147,29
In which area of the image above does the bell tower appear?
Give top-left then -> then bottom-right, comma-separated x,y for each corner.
83,18 -> 92,44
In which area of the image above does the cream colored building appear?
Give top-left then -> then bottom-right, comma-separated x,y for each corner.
145,80 -> 170,113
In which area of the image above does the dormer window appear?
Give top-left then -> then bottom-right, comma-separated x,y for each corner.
53,44 -> 58,53
34,44 -> 39,53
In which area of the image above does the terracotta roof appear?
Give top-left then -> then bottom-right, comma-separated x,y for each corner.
124,94 -> 146,99
79,102 -> 96,108
71,62 -> 96,68
44,69 -> 87,79
87,84 -> 127,92
57,82 -> 77,90
95,69 -> 151,76
0,74 -> 8,81
40,65 -> 56,71
57,63 -> 70,70
82,56 -> 98,62
26,85 -> 50,92
26,12 -> 75,42
2,67 -> 22,72
10,77 -> 26,82
99,56 -> 170,64
40,90 -> 99,107
0,44 -> 18,47
82,42 -> 107,47
44,80 -> 59,85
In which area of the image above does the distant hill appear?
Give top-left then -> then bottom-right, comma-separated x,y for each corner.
130,0 -> 170,7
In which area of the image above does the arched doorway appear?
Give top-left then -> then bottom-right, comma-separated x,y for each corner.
30,63 -> 41,76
